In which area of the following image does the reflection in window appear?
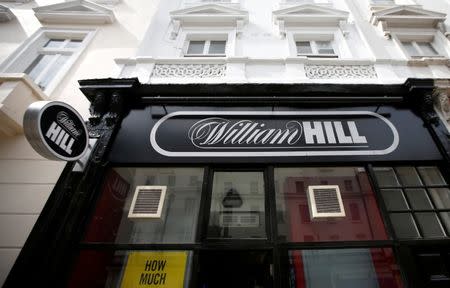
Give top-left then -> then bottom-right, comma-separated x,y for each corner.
275,167 -> 388,242
208,171 -> 266,239
288,248 -> 403,288
376,166 -> 450,239
83,168 -> 204,244
68,250 -> 192,288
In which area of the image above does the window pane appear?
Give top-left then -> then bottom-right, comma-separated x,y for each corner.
404,189 -> 433,210
275,167 -> 388,242
316,41 -> 335,54
66,39 -> 83,49
416,212 -> 446,238
418,42 -> 438,56
24,54 -> 56,81
68,250 -> 192,288
288,248 -> 403,288
418,167 -> 447,185
402,41 -> 419,56
208,171 -> 266,239
44,39 -> 65,48
186,41 -> 205,54
429,188 -> 450,209
390,213 -> 420,238
38,54 -> 69,89
84,168 -> 204,244
417,253 -> 450,286
381,189 -> 409,211
373,167 -> 400,187
296,41 -> 312,54
395,166 -> 422,186
439,212 -> 450,234
208,40 -> 226,54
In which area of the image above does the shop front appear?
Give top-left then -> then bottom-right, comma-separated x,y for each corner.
6,79 -> 450,288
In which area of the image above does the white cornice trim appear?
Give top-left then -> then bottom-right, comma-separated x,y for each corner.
170,3 -> 248,24
33,0 -> 115,24
371,5 -> 446,29
273,3 -> 349,26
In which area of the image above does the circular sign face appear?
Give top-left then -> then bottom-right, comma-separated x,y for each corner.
23,101 -> 89,161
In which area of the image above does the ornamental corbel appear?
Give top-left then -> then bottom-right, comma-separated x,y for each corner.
433,82 -> 450,124
236,19 -> 244,38
278,20 -> 286,38
339,20 -> 349,38
170,20 -> 180,40
379,21 -> 391,39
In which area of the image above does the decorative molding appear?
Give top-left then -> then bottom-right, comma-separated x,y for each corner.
169,3 -> 248,38
273,3 -> 349,36
151,64 -> 226,78
434,79 -> 450,129
0,5 -> 15,22
33,0 -> 115,24
0,73 -> 46,137
305,65 -> 377,79
371,5 -> 446,31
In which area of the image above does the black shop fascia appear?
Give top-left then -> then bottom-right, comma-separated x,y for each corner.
6,78 -> 450,288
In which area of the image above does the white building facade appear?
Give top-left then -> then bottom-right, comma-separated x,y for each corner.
0,0 -> 160,286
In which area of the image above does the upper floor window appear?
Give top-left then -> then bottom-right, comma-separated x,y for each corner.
401,41 -> 439,57
0,28 -> 95,94
296,40 -> 337,57
185,40 -> 227,57
24,38 -> 84,90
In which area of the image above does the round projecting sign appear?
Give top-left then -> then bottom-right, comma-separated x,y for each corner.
23,101 -> 89,161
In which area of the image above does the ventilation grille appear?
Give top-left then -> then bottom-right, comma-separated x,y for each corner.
307,185 -> 345,220
219,212 -> 260,227
128,186 -> 166,219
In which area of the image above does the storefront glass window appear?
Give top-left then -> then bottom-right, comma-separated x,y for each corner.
288,248 -> 403,288
197,251 -> 273,287
208,171 -> 266,239
68,250 -> 193,288
417,167 -> 447,186
83,168 -> 204,244
275,167 -> 388,242
375,166 -> 450,239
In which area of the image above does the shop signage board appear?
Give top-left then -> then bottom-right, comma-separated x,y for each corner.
120,251 -> 188,288
23,101 -> 89,161
109,105 -> 443,163
150,111 -> 398,157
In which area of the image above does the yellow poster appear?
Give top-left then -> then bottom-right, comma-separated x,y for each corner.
120,251 -> 188,288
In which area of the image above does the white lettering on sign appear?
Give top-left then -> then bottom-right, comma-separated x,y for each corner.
45,122 -> 74,155
188,118 -> 367,148
56,111 -> 82,138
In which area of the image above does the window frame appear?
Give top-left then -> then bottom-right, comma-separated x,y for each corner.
295,40 -> 338,58
184,39 -> 227,57
287,29 -> 351,58
373,166 -> 450,239
176,28 -> 235,58
0,28 -> 96,95
392,32 -> 448,60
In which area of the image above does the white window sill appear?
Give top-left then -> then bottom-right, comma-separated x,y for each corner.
297,54 -> 338,58
184,54 -> 226,57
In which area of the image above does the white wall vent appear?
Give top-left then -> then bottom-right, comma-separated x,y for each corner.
219,212 -> 260,227
307,185 -> 345,220
128,186 -> 166,219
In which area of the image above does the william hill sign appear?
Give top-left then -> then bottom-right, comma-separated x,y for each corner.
150,111 -> 399,157
24,101 -> 88,161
